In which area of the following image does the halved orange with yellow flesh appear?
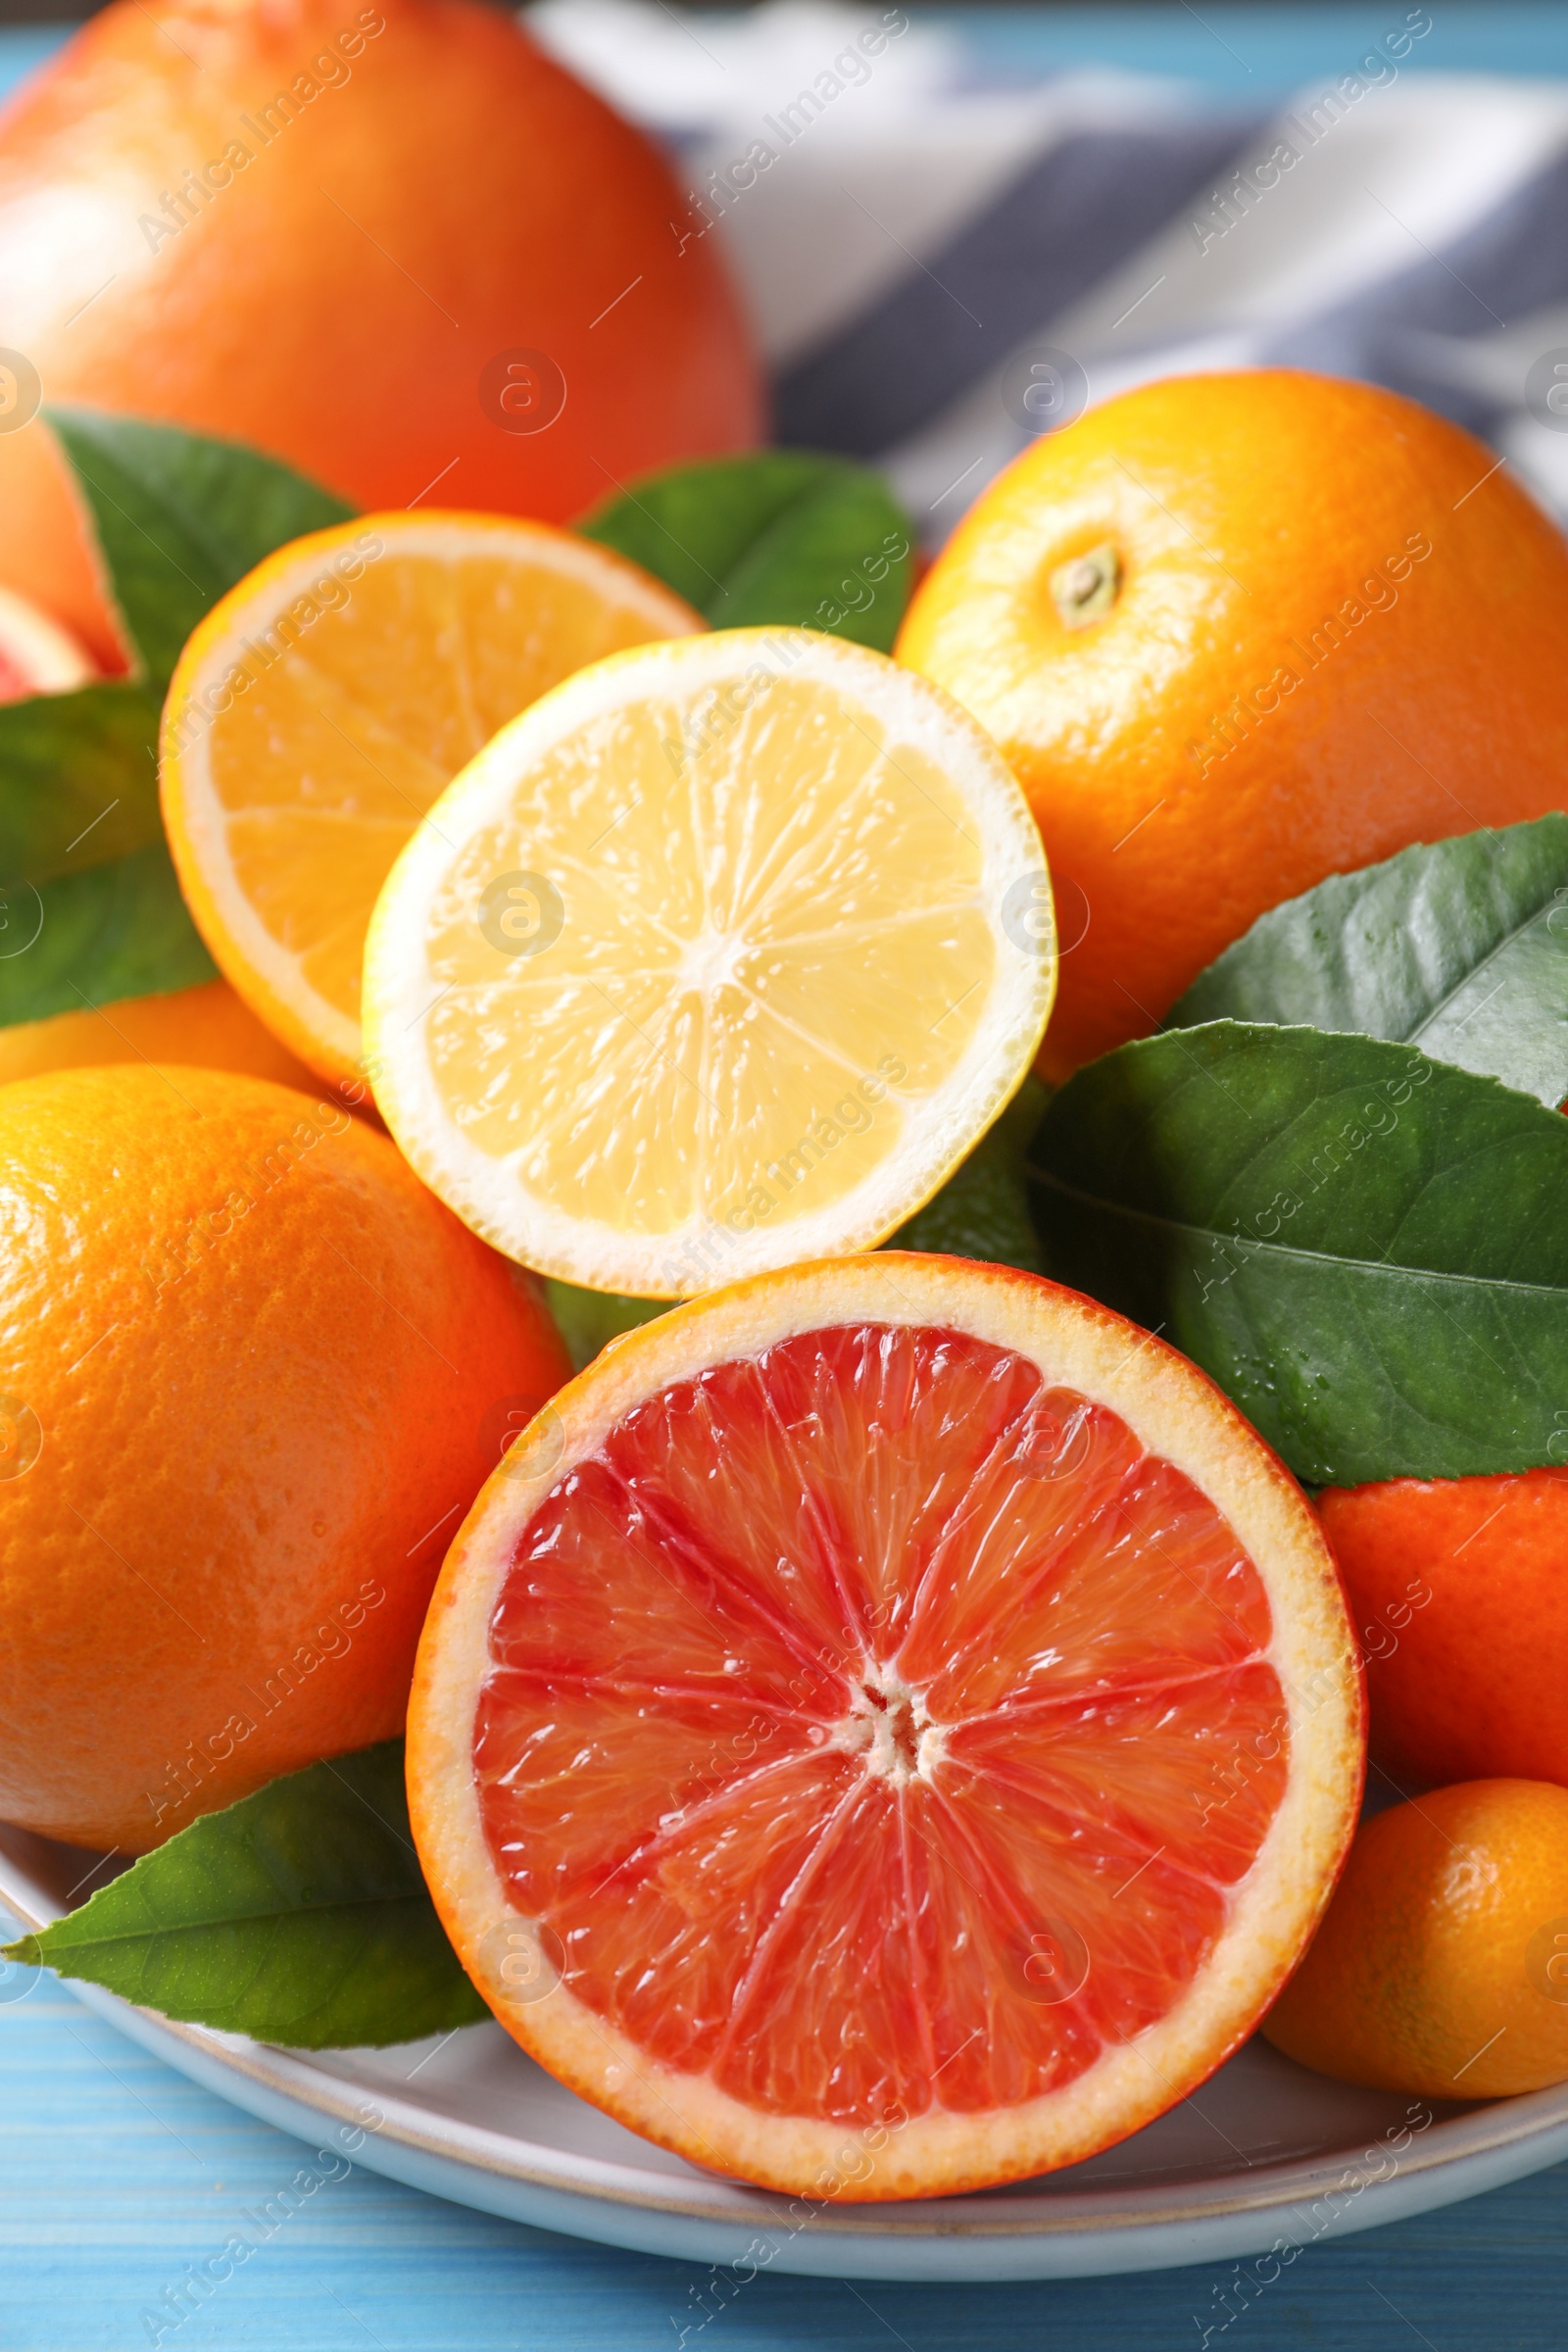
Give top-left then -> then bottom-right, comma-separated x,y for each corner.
160,514 -> 702,1082
408,1253 -> 1363,2200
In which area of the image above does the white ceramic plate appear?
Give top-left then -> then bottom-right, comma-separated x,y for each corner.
5,1820 -> 1568,2281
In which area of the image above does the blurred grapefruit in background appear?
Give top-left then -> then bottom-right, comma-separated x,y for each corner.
0,0 -> 761,665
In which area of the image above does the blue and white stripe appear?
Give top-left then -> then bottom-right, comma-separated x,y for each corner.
532,0 -> 1568,535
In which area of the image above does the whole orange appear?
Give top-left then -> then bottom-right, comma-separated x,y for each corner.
0,0 -> 760,664
0,1064 -> 569,1852
1263,1779 -> 1568,2098
896,371 -> 1568,1078
1318,1470 -> 1568,1792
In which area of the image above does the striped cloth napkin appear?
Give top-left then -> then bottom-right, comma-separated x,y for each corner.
530,0 -> 1568,537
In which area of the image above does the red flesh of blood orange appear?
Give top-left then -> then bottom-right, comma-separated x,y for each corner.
410,1256 -> 1362,2199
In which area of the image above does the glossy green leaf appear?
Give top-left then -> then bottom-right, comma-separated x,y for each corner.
0,668 -> 218,1025
1169,816 -> 1568,1107
577,450 -> 913,651
0,841 -> 217,1025
0,682 -> 165,887
1029,1022 -> 1568,1487
3,1742 -> 486,2048
47,406 -> 354,693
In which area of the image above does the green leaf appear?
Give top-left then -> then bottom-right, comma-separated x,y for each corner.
577,450 -> 914,651
0,694 -> 219,1025
888,1076 -> 1050,1272
1168,815 -> 1568,1108
2,1742 -> 486,2048
0,840 -> 217,1025
47,406 -> 354,694
0,674 -> 192,1024
0,682 -> 165,887
1029,1022 -> 1568,1487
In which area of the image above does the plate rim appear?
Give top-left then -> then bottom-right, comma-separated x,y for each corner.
6,1826 -> 1568,2252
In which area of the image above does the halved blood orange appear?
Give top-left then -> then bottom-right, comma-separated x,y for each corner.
408,1253 -> 1363,2199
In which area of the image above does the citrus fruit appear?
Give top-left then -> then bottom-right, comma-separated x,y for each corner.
1264,1779 -> 1568,2098
1318,1470 -> 1568,1792
407,1251 -> 1363,2198
0,978 -> 321,1094
0,0 -> 760,667
160,511 -> 701,1084
0,581 -> 93,703
364,629 -> 1056,1296
0,1062 -> 569,1854
896,371 -> 1568,1079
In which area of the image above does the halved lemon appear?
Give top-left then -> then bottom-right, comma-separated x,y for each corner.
160,514 -> 702,1082
364,628 -> 1054,1295
407,1252 -> 1364,2199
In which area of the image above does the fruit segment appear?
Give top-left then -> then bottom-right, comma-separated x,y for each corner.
474,1322 -> 1288,2123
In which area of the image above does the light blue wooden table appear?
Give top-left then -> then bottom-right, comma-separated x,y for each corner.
4,13 -> 1568,2346
4,1956 -> 1568,2349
